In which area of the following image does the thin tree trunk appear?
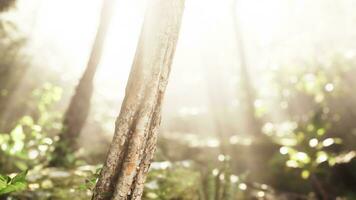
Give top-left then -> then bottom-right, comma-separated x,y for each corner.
0,16 -> 27,131
0,0 -> 16,12
203,62 -> 232,200
0,0 -> 42,131
0,59 -> 27,131
92,0 -> 185,199
310,174 -> 331,200
231,0 -> 268,183
51,0 -> 115,165
231,0 -> 261,137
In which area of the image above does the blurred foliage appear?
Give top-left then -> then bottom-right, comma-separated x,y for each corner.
1,57 -> 356,199
150,55 -> 356,199
259,55 -> 356,198
7,166 -> 96,200
144,162 -> 201,200
78,166 -> 102,191
0,83 -> 62,173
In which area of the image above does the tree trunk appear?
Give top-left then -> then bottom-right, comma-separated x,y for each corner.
0,0 -> 16,12
231,0 -> 268,183
310,174 -> 332,200
231,0 -> 261,137
0,56 -> 27,131
51,0 -> 115,165
0,21 -> 29,131
92,0 -> 185,199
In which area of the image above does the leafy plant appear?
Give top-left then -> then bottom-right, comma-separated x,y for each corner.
262,59 -> 356,197
0,170 -> 28,196
79,167 -> 102,191
143,162 -> 201,200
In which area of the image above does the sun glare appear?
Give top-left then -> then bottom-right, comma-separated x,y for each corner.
16,0 -> 290,86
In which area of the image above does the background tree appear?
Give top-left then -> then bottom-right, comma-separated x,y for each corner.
50,0 -> 116,165
231,0 -> 261,137
0,0 -> 16,12
230,0 -> 274,184
92,0 -> 185,199
0,0 -> 27,131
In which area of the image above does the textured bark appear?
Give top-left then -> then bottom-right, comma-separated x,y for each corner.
92,0 -> 185,199
51,0 -> 115,164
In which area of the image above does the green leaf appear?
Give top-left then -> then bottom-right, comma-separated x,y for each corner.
0,174 -> 11,184
0,183 -> 6,191
11,170 -> 28,184
0,174 -> 9,183
0,171 -> 28,196
0,182 -> 27,195
0,174 -> 10,190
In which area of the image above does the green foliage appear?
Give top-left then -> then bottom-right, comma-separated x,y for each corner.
142,161 -> 264,200
7,167 -> 96,200
1,52 -> 356,199
260,57 -> 356,197
143,162 -> 201,200
49,140 -> 83,168
0,83 -> 62,172
0,170 -> 28,196
79,167 -> 102,191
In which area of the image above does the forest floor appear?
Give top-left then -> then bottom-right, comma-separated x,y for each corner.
5,165 -> 313,200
